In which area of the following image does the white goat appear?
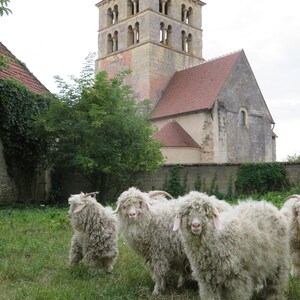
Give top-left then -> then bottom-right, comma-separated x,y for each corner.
68,192 -> 118,273
115,187 -> 191,295
174,192 -> 290,300
281,194 -> 300,277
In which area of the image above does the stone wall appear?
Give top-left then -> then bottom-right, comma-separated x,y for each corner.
137,163 -> 300,195
0,137 -> 17,205
59,163 -> 300,201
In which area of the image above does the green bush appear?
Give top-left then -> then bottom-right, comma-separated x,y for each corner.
163,165 -> 188,198
235,163 -> 290,196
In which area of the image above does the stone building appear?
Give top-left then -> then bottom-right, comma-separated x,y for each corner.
95,0 -> 276,164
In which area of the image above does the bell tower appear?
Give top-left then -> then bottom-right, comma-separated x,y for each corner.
95,0 -> 206,104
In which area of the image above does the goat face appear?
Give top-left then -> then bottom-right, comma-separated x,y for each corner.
119,197 -> 151,222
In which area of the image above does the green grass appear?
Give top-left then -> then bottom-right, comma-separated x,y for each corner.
0,206 -> 299,299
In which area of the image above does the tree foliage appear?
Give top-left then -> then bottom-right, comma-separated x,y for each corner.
286,153 -> 300,163
35,54 -> 163,200
0,0 -> 11,16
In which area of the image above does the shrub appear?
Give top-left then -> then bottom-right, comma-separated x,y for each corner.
235,162 -> 290,196
163,165 -> 188,198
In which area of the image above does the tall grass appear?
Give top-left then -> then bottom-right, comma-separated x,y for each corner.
0,206 -> 299,299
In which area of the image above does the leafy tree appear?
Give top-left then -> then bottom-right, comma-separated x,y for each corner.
0,0 -> 11,16
35,54 -> 163,200
286,153 -> 300,163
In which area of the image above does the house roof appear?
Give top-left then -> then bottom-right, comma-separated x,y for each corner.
0,42 -> 49,94
153,120 -> 200,148
149,50 -> 242,120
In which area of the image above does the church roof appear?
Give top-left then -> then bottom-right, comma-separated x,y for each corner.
149,50 -> 242,120
153,120 -> 200,148
0,42 -> 49,94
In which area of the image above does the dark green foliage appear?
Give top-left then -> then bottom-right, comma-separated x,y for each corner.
194,173 -> 202,191
0,78 -> 51,170
35,56 -> 163,201
235,162 -> 290,196
163,165 -> 188,198
209,172 -> 218,194
0,78 -> 52,202
226,173 -> 234,199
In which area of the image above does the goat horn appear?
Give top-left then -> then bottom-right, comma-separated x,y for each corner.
83,191 -> 99,198
283,194 -> 300,202
148,190 -> 173,199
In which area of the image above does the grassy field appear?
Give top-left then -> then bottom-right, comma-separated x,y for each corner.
0,206 -> 299,300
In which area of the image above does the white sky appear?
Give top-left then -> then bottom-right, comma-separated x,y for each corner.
1,0 -> 299,161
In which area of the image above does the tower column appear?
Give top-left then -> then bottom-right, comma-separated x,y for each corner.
183,9 -> 188,23
133,28 -> 138,44
132,0 -> 138,15
112,10 -> 117,24
161,0 -> 167,15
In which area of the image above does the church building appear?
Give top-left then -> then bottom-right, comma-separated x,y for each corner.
95,0 -> 276,164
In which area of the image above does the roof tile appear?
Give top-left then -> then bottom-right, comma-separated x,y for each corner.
150,51 -> 242,120
153,120 -> 200,148
0,42 -> 49,94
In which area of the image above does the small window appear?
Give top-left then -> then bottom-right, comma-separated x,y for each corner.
107,8 -> 113,26
128,26 -> 134,46
113,5 -> 118,24
107,34 -> 113,54
135,22 -> 140,43
239,108 -> 248,127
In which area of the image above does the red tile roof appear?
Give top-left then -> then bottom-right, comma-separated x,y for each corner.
153,120 -> 200,147
149,50 -> 242,120
0,42 -> 49,94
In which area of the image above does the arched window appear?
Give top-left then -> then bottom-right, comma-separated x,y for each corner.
128,23 -> 140,46
239,108 -> 248,127
166,25 -> 172,46
160,22 -> 167,44
181,31 -> 186,51
181,4 -> 186,22
127,26 -> 134,46
159,0 -> 169,15
186,7 -> 193,24
107,8 -> 113,26
128,0 -> 139,16
181,32 -> 192,53
113,5 -> 118,24
107,34 -> 113,54
127,0 -> 134,16
113,31 -> 118,51
187,33 -> 193,53
134,22 -> 140,43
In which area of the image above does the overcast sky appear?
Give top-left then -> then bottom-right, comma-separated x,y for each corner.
1,0 -> 299,161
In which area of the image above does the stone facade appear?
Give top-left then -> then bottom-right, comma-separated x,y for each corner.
96,0 -> 205,104
0,137 -> 17,205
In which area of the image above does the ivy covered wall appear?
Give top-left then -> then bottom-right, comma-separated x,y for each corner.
0,78 -> 51,204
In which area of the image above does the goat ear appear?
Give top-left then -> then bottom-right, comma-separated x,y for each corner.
173,215 -> 181,231
145,201 -> 153,211
73,204 -> 86,214
297,208 -> 300,226
212,215 -> 222,230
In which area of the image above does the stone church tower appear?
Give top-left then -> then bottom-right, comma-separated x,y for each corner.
95,0 -> 206,104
